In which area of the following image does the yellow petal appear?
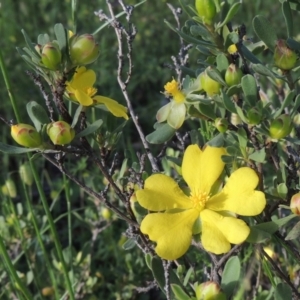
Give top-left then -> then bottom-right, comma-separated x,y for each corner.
93,95 -> 128,119
167,102 -> 186,129
136,174 -> 192,211
71,67 -> 96,90
200,209 -> 250,254
75,89 -> 94,106
141,209 -> 199,260
182,145 -> 226,194
206,167 -> 266,216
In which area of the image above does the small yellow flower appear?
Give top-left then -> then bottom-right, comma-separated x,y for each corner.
164,80 -> 185,103
66,66 -> 128,119
136,145 -> 266,260
228,44 -> 238,54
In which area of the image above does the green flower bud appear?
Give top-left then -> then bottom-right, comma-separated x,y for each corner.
290,193 -> 300,215
214,118 -> 228,133
1,179 -> 17,198
269,114 -> 292,139
200,70 -> 221,96
195,281 -> 226,300
274,40 -> 297,71
19,163 -> 33,186
11,124 -> 42,148
247,107 -> 262,125
41,42 -> 62,70
195,0 -> 217,25
47,121 -> 75,145
101,207 -> 112,220
69,34 -> 99,65
225,64 -> 243,86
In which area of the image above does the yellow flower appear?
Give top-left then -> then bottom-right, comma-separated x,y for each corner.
136,145 -> 266,260
66,66 -> 128,119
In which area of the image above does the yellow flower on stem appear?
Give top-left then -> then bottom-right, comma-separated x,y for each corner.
136,145 -> 266,260
66,66 -> 128,119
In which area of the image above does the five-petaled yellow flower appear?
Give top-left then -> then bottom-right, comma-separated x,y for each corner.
66,66 -> 128,119
136,145 -> 266,260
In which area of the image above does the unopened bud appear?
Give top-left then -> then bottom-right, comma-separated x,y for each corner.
269,114 -> 292,139
215,118 -> 228,133
2,179 -> 17,198
195,0 -> 217,25
290,193 -> 300,215
225,64 -> 243,86
42,287 -> 55,297
47,121 -> 75,145
195,281 -> 226,300
41,42 -> 62,70
19,163 -> 33,186
11,124 -> 42,148
101,207 -> 112,220
69,34 -> 99,65
200,70 -> 221,96
247,107 -> 262,125
274,40 -> 297,71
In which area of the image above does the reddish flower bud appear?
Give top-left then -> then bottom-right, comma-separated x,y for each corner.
11,124 -> 42,148
225,64 -> 243,86
274,40 -> 297,71
290,193 -> 300,215
269,114 -> 292,139
195,281 -> 226,300
69,34 -> 99,65
47,121 -> 75,145
41,42 -> 62,70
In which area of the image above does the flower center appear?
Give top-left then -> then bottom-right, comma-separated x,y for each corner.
86,87 -> 97,97
190,190 -> 210,212
164,79 -> 185,103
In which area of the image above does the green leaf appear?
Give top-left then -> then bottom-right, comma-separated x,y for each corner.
222,91 -> 237,113
274,283 -> 292,300
146,123 -> 176,144
252,15 -> 278,52
122,238 -> 136,250
71,105 -> 83,128
251,64 -> 277,79
240,44 -> 262,64
21,29 -> 40,59
145,253 -> 152,269
271,214 -> 297,228
0,142 -> 40,154
285,221 -> 300,240
171,284 -> 191,300
198,103 -> 216,119
216,54 -> 229,76
282,1 -> 293,38
207,133 -> 224,147
75,120 -> 103,138
277,183 -> 288,199
183,267 -> 194,287
190,24 -> 210,39
217,2 -> 241,29
237,127 -> 248,148
291,94 -> 300,117
37,33 -> 50,46
248,148 -> 266,163
26,101 -> 49,131
286,37 -> 300,53
246,226 -> 272,243
241,74 -> 257,107
273,90 -> 295,119
207,67 -> 227,86
221,256 -> 241,298
54,23 -> 67,53
224,31 -> 239,49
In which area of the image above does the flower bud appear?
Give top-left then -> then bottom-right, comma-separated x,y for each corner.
47,121 -> 75,145
269,114 -> 292,139
195,281 -> 226,300
19,163 -> 33,186
247,107 -> 262,125
225,64 -> 243,87
69,34 -> 99,65
274,40 -> 297,70
195,0 -> 217,25
101,207 -> 112,221
41,42 -> 62,70
215,118 -> 228,133
1,179 -> 17,198
290,193 -> 300,215
11,124 -> 42,148
200,70 -> 221,96
41,287 -> 55,297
